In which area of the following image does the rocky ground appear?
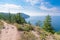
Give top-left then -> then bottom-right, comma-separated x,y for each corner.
0,21 -> 19,40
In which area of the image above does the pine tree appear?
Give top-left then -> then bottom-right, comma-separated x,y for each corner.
13,14 -> 16,23
10,14 -> 15,23
0,14 -> 3,20
8,12 -> 11,23
43,15 -> 55,34
15,13 -> 26,24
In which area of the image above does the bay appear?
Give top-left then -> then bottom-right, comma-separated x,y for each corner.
25,16 -> 60,32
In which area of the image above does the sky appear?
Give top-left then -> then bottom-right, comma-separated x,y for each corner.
0,0 -> 60,16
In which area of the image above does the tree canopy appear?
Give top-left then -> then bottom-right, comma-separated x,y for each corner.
0,13 -> 26,24
43,15 -> 55,34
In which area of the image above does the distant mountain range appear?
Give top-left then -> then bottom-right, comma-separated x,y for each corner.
0,12 -> 30,19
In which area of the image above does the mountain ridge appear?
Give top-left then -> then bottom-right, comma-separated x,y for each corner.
0,12 -> 30,19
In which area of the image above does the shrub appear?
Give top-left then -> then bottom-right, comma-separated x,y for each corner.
43,15 -> 55,34
15,24 -> 33,31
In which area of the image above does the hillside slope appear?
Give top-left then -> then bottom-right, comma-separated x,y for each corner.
0,21 -> 60,40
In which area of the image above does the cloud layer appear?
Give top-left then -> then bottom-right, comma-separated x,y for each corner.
25,0 -> 40,5
0,4 -> 22,13
24,0 -> 60,16
25,0 -> 60,12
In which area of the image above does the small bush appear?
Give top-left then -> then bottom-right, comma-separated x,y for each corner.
15,24 -> 33,31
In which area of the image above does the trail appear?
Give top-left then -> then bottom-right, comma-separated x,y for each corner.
0,21 -> 19,40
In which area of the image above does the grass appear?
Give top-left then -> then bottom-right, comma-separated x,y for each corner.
0,20 -> 4,30
21,31 -> 37,40
14,23 -> 33,31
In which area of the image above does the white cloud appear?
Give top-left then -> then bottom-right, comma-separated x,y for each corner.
39,2 -> 60,13
40,3 -> 56,11
0,4 -> 23,13
25,0 -> 40,5
25,0 -> 60,12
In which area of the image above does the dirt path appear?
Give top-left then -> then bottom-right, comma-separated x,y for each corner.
0,21 -> 19,40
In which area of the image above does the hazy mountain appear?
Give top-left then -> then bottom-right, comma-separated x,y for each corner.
20,13 -> 30,19
0,12 -> 30,19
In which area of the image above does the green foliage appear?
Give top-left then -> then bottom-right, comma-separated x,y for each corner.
43,15 -> 55,34
16,24 -> 33,31
0,14 -> 3,19
24,25 -> 33,31
0,14 -> 6,20
15,13 -> 26,24
0,13 -> 26,24
8,13 -> 12,23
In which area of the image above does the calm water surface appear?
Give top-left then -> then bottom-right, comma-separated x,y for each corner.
26,16 -> 60,32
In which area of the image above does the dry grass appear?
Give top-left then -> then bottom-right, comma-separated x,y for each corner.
54,33 -> 60,40
0,21 -> 4,30
14,23 -> 33,31
20,31 -> 38,40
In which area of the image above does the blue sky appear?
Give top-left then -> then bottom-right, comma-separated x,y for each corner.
0,0 -> 60,16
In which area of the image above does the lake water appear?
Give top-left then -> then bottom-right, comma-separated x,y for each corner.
25,16 -> 60,32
